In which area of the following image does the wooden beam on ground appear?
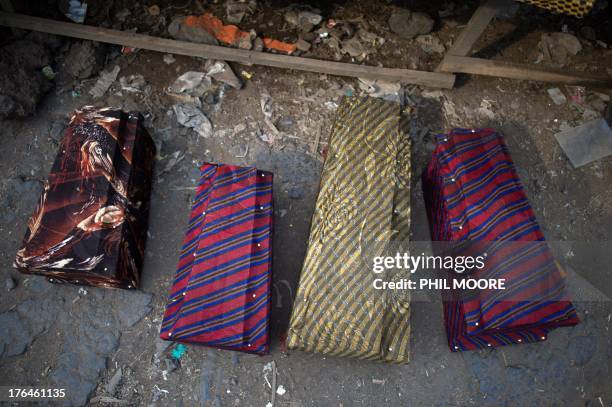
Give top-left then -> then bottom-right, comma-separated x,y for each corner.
439,55 -> 612,87
0,11 -> 456,89
444,0 -> 511,58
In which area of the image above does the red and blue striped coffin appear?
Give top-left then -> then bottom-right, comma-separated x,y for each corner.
160,163 -> 273,354
422,128 -> 579,351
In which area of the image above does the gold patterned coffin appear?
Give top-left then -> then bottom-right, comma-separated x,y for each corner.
516,0 -> 594,17
287,96 -> 412,363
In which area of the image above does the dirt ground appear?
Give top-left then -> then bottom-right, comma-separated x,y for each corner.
1,1 -> 611,406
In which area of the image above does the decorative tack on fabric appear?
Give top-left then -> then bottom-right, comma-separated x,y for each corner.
287,96 -> 412,363
160,163 -> 273,355
516,0 -> 594,17
14,106 -> 155,289
422,128 -> 579,351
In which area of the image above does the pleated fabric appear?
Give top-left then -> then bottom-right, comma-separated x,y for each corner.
287,96 -> 412,363
422,128 -> 579,351
160,163 -> 273,354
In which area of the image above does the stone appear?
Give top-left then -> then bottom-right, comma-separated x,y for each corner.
285,10 -> 322,31
552,33 -> 582,55
296,39 -> 312,52
388,9 -> 434,40
415,34 -> 445,54
5,276 -> 16,291
168,16 -> 219,46
539,33 -> 582,66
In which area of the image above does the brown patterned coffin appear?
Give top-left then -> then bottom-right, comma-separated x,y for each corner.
14,106 -> 155,289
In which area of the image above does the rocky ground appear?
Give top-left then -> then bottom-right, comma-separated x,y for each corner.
1,0 -> 611,406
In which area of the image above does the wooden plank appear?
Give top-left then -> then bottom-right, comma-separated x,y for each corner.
0,11 -> 456,88
445,0 -> 509,57
439,55 -> 612,87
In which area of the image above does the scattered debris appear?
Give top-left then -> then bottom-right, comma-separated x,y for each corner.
547,87 -> 567,105
89,65 -> 120,98
260,90 -> 273,118
476,99 -> 496,120
263,38 -> 298,54
358,78 -> 401,102
263,361 -> 277,407
566,85 -> 586,105
42,65 -> 56,80
159,151 -> 185,175
173,103 -> 213,138
171,343 -> 187,360
372,378 -> 386,385
276,385 -> 286,396
5,277 -> 16,291
554,118 -> 612,168
151,385 -> 169,402
78,287 -> 88,296
57,41 -> 106,87
388,9 -> 434,39
168,71 -> 211,97
205,60 -> 242,89
119,74 -> 146,93
241,70 -> 253,80
163,54 -> 176,64
178,13 -> 254,49
64,0 -> 87,23
106,367 -> 123,395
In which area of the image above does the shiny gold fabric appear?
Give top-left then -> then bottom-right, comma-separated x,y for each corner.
516,0 -> 594,17
287,96 -> 411,363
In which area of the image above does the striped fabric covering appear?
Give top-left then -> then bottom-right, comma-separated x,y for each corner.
159,163 -> 273,354
287,96 -> 412,363
422,128 -> 579,351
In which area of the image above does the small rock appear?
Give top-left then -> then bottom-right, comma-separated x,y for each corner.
547,88 -> 567,105
296,39 -> 311,52
415,34 -> 445,54
301,32 -> 316,42
285,10 -> 322,32
163,54 -> 176,64
164,357 -> 179,373
5,277 -> 16,291
389,9 -> 434,39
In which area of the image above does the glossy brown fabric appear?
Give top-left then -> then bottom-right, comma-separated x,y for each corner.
14,106 -> 155,289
